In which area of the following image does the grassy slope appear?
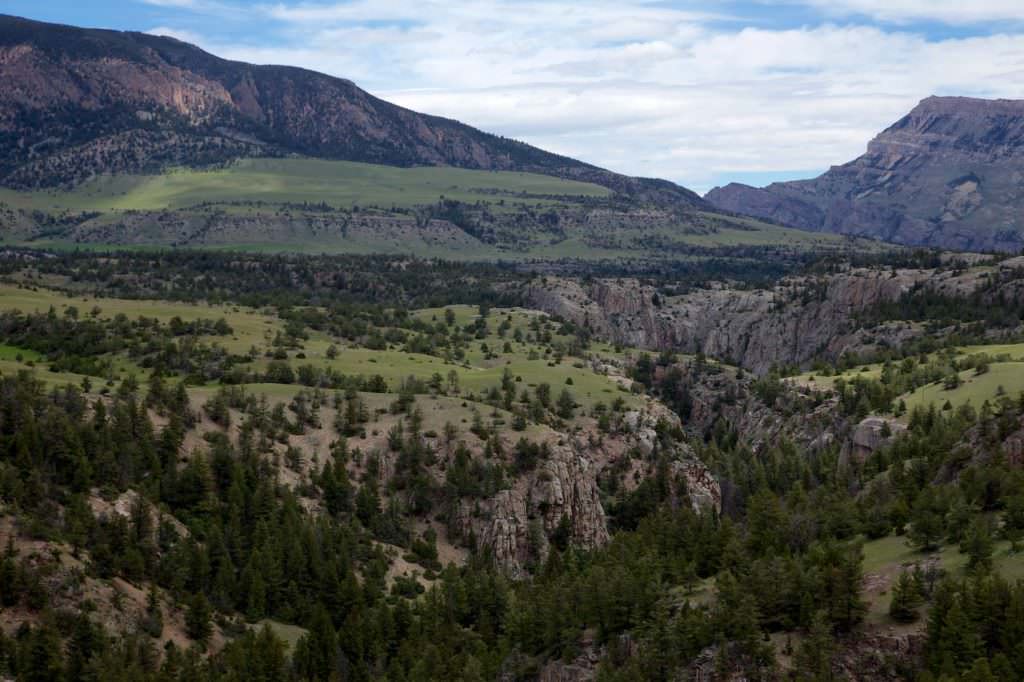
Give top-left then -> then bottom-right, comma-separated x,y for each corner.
250,620 -> 308,654
861,534 -> 1024,625
0,287 -> 641,417
0,284 -> 275,355
0,158 -> 874,259
0,158 -> 610,212
792,342 -> 1024,414
901,362 -> 1024,413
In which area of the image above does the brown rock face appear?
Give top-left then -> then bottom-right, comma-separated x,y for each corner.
454,443 -> 609,578
527,262 -> 1015,374
706,96 -> 1024,252
527,271 -> 917,374
0,14 -> 706,208
451,406 -> 721,576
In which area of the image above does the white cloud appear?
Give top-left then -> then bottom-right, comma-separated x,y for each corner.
145,26 -> 206,44
148,1 -> 1024,192
786,0 -> 1024,24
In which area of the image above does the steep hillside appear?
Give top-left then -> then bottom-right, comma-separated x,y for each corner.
526,254 -> 1024,373
706,96 -> 1024,252
0,14 -> 703,208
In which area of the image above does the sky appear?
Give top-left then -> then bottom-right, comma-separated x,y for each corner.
7,1 -> 1024,193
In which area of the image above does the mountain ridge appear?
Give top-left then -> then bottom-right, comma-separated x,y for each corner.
0,13 -> 705,208
706,95 -> 1024,252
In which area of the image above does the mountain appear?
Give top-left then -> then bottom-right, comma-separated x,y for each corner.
706,96 -> 1024,252
0,14 -> 703,207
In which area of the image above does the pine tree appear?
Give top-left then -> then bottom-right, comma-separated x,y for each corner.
356,481 -> 382,528
22,623 -> 65,682
889,569 -> 923,622
556,388 -> 575,419
795,610 -> 834,681
293,606 -> 339,680
908,505 -> 945,552
961,656 -> 997,682
185,593 -> 212,648
938,599 -> 983,673
961,517 -> 994,574
141,584 -> 164,638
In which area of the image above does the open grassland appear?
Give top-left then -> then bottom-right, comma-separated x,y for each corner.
0,158 -> 890,260
901,361 -> 1024,413
0,343 -> 40,361
0,283 -> 279,354
861,534 -> 1024,625
0,286 -> 642,425
258,306 -> 641,412
0,359 -> 88,389
957,342 -> 1024,360
688,213 -> 863,248
12,214 -> 867,261
792,364 -> 885,391
792,342 -> 1024,414
0,158 -> 610,213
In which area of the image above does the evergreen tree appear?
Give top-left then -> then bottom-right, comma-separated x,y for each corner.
889,569 -> 923,623
794,610 -> 835,681
961,518 -> 994,574
185,593 -> 213,648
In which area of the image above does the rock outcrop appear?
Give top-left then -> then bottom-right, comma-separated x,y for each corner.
527,260 -> 1022,374
527,272 -> 917,374
622,407 -> 723,513
453,409 -> 720,576
847,416 -> 906,463
454,443 -> 608,578
706,96 -> 1024,252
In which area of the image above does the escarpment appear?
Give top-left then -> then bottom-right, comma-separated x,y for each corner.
527,272 -> 917,374
526,259 -> 1024,374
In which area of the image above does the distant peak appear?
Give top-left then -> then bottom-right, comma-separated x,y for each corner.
909,94 -> 1024,115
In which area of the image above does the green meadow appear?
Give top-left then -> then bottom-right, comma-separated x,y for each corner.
793,342 -> 1024,415
0,157 -> 889,261
900,361 -> 1024,413
861,534 -> 1024,624
0,158 -> 610,213
0,286 -> 642,422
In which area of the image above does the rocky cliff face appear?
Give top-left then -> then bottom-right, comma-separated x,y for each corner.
706,96 -> 1024,252
446,387 -> 720,573
454,444 -> 608,579
0,14 -> 705,208
526,260 -> 1019,374
453,410 -> 720,577
527,272 -> 914,374
704,182 -> 824,232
